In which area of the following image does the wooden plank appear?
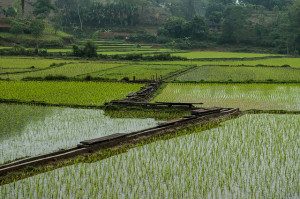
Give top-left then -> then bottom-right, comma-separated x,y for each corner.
126,92 -> 136,97
155,102 -> 203,105
0,148 -> 88,176
80,133 -> 126,145
191,107 -> 222,115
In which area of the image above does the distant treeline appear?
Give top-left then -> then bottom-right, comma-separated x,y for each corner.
158,0 -> 300,55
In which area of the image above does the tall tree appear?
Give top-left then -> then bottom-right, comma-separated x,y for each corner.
21,0 -> 24,19
33,0 -> 56,19
221,5 -> 252,44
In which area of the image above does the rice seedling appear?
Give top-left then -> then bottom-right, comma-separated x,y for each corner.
83,64 -> 188,80
152,83 -> 300,111
175,66 -> 300,82
2,62 -> 126,80
0,81 -> 143,106
1,114 -> 298,198
145,57 -> 300,68
0,104 -> 160,164
171,51 -> 282,59
0,57 -> 69,69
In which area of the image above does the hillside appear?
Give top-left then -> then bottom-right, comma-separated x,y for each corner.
0,18 -> 73,47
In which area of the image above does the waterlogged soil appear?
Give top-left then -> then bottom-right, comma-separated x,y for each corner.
0,104 -> 160,165
1,114 -> 299,198
153,83 -> 300,111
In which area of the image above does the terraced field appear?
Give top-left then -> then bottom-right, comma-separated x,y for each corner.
150,58 -> 300,68
1,114 -> 298,198
0,104 -> 159,164
175,66 -> 300,82
1,62 -> 127,80
152,83 -> 300,111
0,57 -> 69,69
0,81 -> 143,106
172,51 -> 283,59
81,64 -> 189,80
0,48 -> 299,198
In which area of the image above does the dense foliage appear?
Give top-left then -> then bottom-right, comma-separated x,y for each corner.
1,0 -> 300,54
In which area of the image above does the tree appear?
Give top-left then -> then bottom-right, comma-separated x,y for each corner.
21,0 -> 25,19
2,7 -> 17,17
221,5 -> 252,44
83,41 -> 98,57
10,21 -> 24,37
29,19 -> 45,53
33,0 -> 56,19
163,17 -> 188,38
72,41 -> 98,57
239,0 -> 292,10
51,15 -> 62,34
30,20 -> 45,39
288,0 -> 300,54
189,16 -> 207,40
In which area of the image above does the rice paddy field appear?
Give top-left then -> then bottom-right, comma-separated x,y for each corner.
0,104 -> 159,164
153,83 -> 300,111
175,66 -> 300,82
0,57 -> 69,69
172,51 -> 282,59
0,81 -> 143,106
1,62 -> 127,80
80,64 -> 189,80
151,57 -> 300,68
0,47 -> 299,197
1,114 -> 299,198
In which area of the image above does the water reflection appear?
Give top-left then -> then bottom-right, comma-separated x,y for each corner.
0,104 -> 159,164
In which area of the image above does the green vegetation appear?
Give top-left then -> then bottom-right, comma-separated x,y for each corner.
152,83 -> 300,111
104,108 -> 189,121
149,57 -> 300,69
0,57 -> 69,69
0,81 -> 143,106
1,56 -> 299,82
172,51 -> 282,59
1,114 -> 298,198
0,1 -> 300,196
175,66 -> 300,82
80,64 -> 189,81
2,62 -> 126,80
0,104 -> 159,164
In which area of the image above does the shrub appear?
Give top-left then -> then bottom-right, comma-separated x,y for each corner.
83,41 -> 98,57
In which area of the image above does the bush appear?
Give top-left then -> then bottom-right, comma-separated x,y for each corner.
73,41 -> 98,57
72,44 -> 84,57
128,34 -> 157,43
114,35 -> 125,40
38,49 -> 47,56
10,21 -> 24,36
83,41 -> 98,57
39,40 -> 64,48
122,77 -> 130,81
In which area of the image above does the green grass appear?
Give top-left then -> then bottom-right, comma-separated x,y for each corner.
172,51 -> 282,59
83,64 -> 189,80
152,83 -> 300,111
0,81 -> 143,106
2,62 -> 126,80
175,66 -> 300,82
